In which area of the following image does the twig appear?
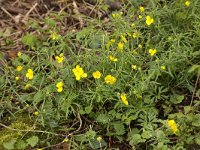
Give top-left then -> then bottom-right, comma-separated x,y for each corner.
22,3 -> 38,23
72,1 -> 84,28
0,123 -> 66,137
190,75 -> 199,106
0,7 -> 17,23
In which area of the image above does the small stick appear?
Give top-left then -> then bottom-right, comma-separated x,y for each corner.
190,76 -> 199,106
72,1 -> 84,28
22,3 -> 38,23
0,7 -> 17,23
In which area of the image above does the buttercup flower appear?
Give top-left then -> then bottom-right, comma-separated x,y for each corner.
139,6 -> 145,12
121,35 -> 127,43
106,39 -> 115,47
97,136 -> 102,142
104,75 -> 116,85
167,120 -> 178,133
15,76 -> 20,81
34,111 -> 39,116
109,55 -> 118,62
146,15 -> 154,26
132,65 -> 137,70
55,53 -> 64,63
185,1 -> 190,6
161,66 -> 166,70
56,82 -> 64,92
72,65 -> 87,81
138,15 -> 143,19
138,44 -> 142,48
118,42 -> 124,50
26,69 -> 34,80
16,66 -> 23,71
17,52 -> 21,57
149,49 -> 157,56
92,71 -> 101,79
133,32 -> 140,38
120,93 -> 128,106
50,31 -> 60,40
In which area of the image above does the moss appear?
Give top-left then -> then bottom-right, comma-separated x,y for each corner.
0,113 -> 34,147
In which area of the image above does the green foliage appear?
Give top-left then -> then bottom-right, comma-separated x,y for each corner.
1,0 -> 200,149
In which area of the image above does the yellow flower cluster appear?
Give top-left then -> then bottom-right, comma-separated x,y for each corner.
56,82 -> 63,92
107,39 -> 116,47
167,120 -> 178,133
104,75 -> 116,85
16,66 -> 23,71
146,15 -> 154,26
50,31 -> 60,40
120,93 -> 128,106
109,55 -> 118,62
26,69 -> 34,80
118,42 -> 124,50
72,65 -> 87,81
149,49 -> 157,56
55,53 -> 64,63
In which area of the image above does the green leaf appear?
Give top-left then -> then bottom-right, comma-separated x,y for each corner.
22,34 -> 38,47
188,65 -> 200,73
96,114 -> 110,124
26,136 -> 39,147
33,91 -> 44,104
89,138 -> 107,149
184,106 -> 191,114
170,94 -> 184,104
113,123 -> 125,135
3,139 -> 16,150
85,106 -> 92,114
16,140 -> 26,149
195,135 -> 200,145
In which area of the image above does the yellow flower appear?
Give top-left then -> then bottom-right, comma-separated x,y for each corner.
132,65 -> 137,70
120,93 -> 128,106
167,120 -> 175,126
149,49 -> 157,56
109,55 -> 118,62
24,84 -> 31,90
37,149 -> 43,150
15,76 -> 20,81
118,42 -> 124,50
139,6 -> 145,12
56,82 -> 64,92
26,69 -> 34,80
167,120 -> 178,133
121,35 -> 127,43
17,52 -> 21,57
106,39 -> 115,47
50,31 -> 60,40
185,1 -> 190,6
133,32 -> 140,38
112,12 -> 122,19
138,44 -> 142,48
104,75 -> 117,85
146,15 -> 154,26
34,111 -> 39,116
131,23 -> 135,27
138,15 -> 143,19
55,53 -> 64,63
160,66 -> 166,70
97,136 -> 102,142
63,138 -> 69,142
16,66 -> 23,71
72,65 -> 87,81
92,71 -> 101,79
